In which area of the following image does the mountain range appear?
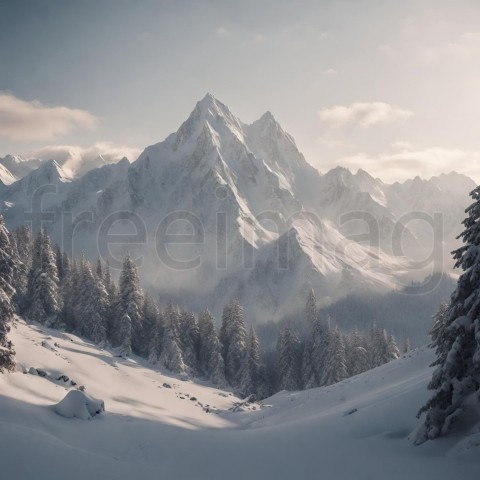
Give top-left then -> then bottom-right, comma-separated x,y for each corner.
0,94 -> 475,321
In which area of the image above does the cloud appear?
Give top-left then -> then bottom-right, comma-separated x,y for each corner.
318,102 -> 414,128
0,92 -> 97,141
214,27 -> 231,37
334,146 -> 480,183
323,68 -> 337,76
23,142 -> 141,176
390,140 -> 413,150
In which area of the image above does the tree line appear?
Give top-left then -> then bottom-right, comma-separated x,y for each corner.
0,221 -> 403,399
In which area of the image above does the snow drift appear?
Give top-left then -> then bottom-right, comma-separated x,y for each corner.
0,319 -> 478,480
55,390 -> 104,420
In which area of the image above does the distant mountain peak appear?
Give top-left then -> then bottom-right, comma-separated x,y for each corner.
257,110 -> 276,124
30,159 -> 72,184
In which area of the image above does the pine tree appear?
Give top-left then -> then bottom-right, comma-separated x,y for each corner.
77,262 -> 108,345
198,308 -> 226,386
8,231 -> 26,312
103,260 -> 118,345
148,309 -> 164,365
302,313 -> 329,389
368,323 -> 387,368
305,288 -> 317,327
13,225 -> 32,314
345,327 -> 369,377
403,337 -> 411,354
416,186 -> 480,442
118,312 -> 132,357
159,305 -> 186,374
26,230 -> 60,325
14,225 -> 33,273
219,300 -> 248,389
430,302 -> 449,349
54,244 -> 64,282
0,216 -> 17,372
61,257 -> 79,331
178,310 -> 200,375
104,260 -> 115,298
240,327 -> 267,399
386,333 -> 400,362
321,327 -> 348,386
95,257 -> 103,283
143,294 -> 161,360
277,325 -> 301,391
118,255 -> 144,354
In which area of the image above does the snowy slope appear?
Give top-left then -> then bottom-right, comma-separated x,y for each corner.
0,154 -> 43,180
0,162 -> 17,186
0,319 -> 478,480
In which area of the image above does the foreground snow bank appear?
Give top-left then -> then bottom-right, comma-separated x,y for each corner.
55,390 -> 105,420
1,319 -> 479,480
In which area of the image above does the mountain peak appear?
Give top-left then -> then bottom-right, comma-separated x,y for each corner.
172,94 -> 244,151
30,159 -> 72,183
258,110 -> 276,123
194,93 -> 230,117
198,92 -> 216,105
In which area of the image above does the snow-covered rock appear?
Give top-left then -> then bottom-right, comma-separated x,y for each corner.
54,390 -> 105,420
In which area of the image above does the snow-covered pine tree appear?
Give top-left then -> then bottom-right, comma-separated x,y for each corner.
118,312 -> 132,357
178,310 -> 200,375
368,322 -> 387,368
54,244 -> 64,282
118,255 -> 144,354
143,294 -> 161,361
103,260 -> 118,345
198,308 -> 226,386
240,326 -> 267,399
386,333 -> 400,362
26,230 -> 60,325
321,326 -> 348,386
219,300 -> 248,389
345,327 -> 369,377
77,262 -> 108,345
8,230 -> 26,312
403,337 -> 411,354
61,256 -> 79,331
159,304 -> 186,374
0,216 -> 17,372
302,313 -> 329,389
14,225 -> 33,273
305,288 -> 317,327
276,325 -> 302,391
95,257 -> 104,283
429,302 -> 449,349
104,260 -> 115,298
416,186 -> 480,442
12,226 -> 32,313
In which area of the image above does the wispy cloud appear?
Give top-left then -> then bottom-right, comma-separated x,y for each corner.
323,68 -> 338,76
214,27 -> 231,37
0,92 -> 97,141
318,102 -> 414,128
22,142 -> 141,176
335,146 -> 480,183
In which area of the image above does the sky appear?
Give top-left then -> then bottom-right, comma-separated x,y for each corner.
1,0 -> 480,183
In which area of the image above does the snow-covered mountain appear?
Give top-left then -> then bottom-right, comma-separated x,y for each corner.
0,94 -> 475,320
0,150 -> 127,181
1,318 -> 478,480
0,154 -> 43,182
